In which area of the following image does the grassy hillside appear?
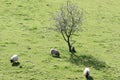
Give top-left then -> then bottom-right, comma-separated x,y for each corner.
0,0 -> 120,80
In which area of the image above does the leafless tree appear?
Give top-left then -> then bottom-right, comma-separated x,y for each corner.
53,1 -> 83,53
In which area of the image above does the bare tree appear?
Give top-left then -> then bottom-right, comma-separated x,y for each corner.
53,1 -> 83,53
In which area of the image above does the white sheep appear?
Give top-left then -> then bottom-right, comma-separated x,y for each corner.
10,54 -> 18,63
50,48 -> 60,57
83,67 -> 90,79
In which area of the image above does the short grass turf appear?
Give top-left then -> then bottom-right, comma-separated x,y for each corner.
0,0 -> 120,80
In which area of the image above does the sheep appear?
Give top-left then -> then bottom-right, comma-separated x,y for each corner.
50,48 -> 60,58
10,54 -> 18,63
83,67 -> 90,79
71,46 -> 76,53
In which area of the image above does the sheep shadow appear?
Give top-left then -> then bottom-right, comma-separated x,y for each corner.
87,76 -> 94,80
51,55 -> 61,58
69,54 -> 107,70
12,62 -> 20,66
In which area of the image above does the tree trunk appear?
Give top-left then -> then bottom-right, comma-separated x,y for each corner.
67,40 -> 72,52
67,36 -> 72,52
67,36 -> 76,53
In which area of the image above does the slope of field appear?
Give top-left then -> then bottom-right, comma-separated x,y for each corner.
0,0 -> 120,80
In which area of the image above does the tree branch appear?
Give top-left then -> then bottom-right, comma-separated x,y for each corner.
61,31 -> 68,42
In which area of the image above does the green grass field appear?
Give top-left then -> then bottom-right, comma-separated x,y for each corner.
0,0 -> 120,80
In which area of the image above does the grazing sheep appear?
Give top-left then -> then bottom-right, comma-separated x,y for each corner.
50,49 -> 60,57
71,46 -> 76,53
83,67 -> 90,79
10,54 -> 18,63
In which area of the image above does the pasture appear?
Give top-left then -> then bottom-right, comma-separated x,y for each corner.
0,0 -> 120,80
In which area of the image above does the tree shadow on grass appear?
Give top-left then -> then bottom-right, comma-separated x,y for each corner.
69,54 -> 108,70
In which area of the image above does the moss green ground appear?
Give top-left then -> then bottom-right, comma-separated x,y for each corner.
0,0 -> 120,80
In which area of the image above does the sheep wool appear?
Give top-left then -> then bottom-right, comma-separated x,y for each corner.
50,49 -> 60,57
10,54 -> 18,63
83,67 -> 90,78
